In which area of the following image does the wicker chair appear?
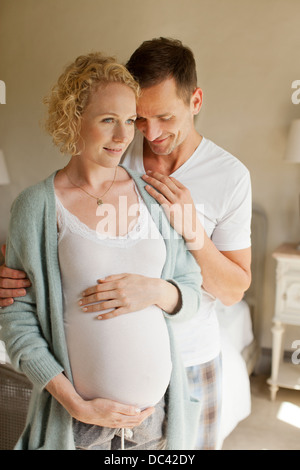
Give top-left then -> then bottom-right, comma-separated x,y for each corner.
0,364 -> 32,450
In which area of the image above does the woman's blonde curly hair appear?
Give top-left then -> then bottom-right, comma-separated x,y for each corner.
44,52 -> 140,155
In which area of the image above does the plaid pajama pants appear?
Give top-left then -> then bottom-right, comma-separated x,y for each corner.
186,354 -> 222,450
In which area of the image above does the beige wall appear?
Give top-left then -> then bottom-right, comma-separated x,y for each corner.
1,0 -> 300,349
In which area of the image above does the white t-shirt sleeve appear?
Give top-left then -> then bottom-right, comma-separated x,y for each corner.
211,170 -> 252,251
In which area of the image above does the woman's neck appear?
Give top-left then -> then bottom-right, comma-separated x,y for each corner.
64,156 -> 118,192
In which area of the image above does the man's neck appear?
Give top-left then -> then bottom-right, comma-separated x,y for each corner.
143,133 -> 202,175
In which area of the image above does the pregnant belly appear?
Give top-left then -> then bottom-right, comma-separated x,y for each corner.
65,305 -> 172,409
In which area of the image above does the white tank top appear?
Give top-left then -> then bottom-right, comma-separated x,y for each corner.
56,188 -> 172,409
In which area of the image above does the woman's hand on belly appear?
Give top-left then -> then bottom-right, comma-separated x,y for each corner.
46,372 -> 155,428
78,273 -> 181,318
74,397 -> 155,429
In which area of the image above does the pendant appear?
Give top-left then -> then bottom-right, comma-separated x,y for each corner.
97,198 -> 103,205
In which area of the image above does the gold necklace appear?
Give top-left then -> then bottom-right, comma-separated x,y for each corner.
65,166 -> 118,206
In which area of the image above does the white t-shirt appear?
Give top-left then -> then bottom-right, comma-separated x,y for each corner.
122,131 -> 252,366
56,188 -> 172,409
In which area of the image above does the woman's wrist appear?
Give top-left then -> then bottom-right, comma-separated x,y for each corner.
155,278 -> 181,314
65,391 -> 87,420
45,372 -> 85,419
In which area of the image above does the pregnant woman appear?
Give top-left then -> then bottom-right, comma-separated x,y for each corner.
0,52 -> 201,450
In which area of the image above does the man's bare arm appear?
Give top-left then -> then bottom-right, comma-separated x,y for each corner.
0,245 -> 31,307
142,172 -> 251,305
190,240 -> 251,306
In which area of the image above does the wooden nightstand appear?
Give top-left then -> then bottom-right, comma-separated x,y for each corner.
267,243 -> 300,400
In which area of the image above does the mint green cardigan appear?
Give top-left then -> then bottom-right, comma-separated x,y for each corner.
0,167 -> 202,450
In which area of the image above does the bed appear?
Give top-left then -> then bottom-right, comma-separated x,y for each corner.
0,204 -> 267,450
216,203 -> 267,447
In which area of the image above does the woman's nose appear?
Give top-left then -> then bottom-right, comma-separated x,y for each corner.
113,124 -> 130,142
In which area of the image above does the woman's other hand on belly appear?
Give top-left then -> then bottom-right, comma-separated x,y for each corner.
46,372 -> 154,428
78,273 -> 180,318
74,396 -> 155,429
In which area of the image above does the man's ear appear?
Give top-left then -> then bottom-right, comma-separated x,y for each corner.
191,87 -> 203,116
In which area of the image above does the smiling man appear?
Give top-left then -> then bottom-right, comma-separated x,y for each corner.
122,38 -> 252,450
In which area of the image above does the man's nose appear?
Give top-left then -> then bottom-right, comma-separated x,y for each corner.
136,120 -> 161,142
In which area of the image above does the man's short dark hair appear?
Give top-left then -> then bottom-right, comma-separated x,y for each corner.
126,37 -> 197,105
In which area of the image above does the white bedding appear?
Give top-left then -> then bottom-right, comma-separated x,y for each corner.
216,299 -> 253,447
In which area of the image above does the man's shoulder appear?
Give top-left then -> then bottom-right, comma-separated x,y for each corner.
201,137 -> 249,176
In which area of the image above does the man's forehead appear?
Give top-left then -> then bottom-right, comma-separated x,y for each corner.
136,106 -> 173,118
136,78 -> 183,116
136,96 -> 177,118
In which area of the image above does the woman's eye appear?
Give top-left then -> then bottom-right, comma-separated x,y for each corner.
126,119 -> 136,125
102,118 -> 114,123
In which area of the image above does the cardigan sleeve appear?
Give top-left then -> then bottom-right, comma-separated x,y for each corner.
163,236 -> 202,324
0,186 -> 64,389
